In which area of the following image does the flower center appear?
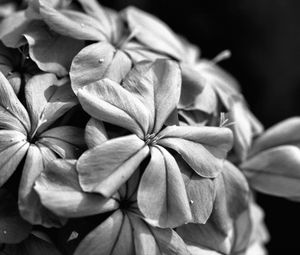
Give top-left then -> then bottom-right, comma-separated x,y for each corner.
144,133 -> 159,146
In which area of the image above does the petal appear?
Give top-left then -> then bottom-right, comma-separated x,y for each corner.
0,188 -> 32,244
0,136 -> 29,187
74,210 -> 134,255
122,6 -> 185,60
24,21 -> 84,76
18,144 -> 64,227
77,134 -> 149,197
38,1 -> 106,41
70,42 -> 131,94
122,59 -> 181,133
0,72 -> 31,133
138,146 -> 192,228
77,78 -> 150,138
85,118 -> 108,148
0,106 -> 27,134
158,126 -> 233,178
187,244 -> 222,255
241,145 -> 300,200
177,155 -> 216,224
25,73 -> 78,135
35,159 -> 118,218
250,117 -> 300,155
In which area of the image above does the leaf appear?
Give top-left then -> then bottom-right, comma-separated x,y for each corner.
77,134 -> 149,197
24,21 -> 84,77
25,73 -> 78,135
250,117 -> 300,156
77,78 -> 150,138
38,1 -> 106,41
178,155 -> 216,223
85,118 -> 108,149
0,132 -> 29,186
18,144 -> 64,227
0,188 -> 32,244
138,146 -> 192,228
158,126 -> 233,178
122,6 -> 185,60
35,159 -> 119,218
70,41 -> 131,93
241,145 -> 300,200
122,59 -> 182,133
0,72 -> 31,133
74,211 -> 134,255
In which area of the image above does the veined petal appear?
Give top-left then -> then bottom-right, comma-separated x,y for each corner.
0,106 -> 26,134
77,134 -> 149,197
0,72 -> 31,133
38,1 -> 106,41
24,21 -> 84,77
138,146 -> 191,228
77,79 -> 150,138
25,74 -> 78,135
250,117 -> 300,156
122,59 -> 181,133
0,189 -> 32,244
74,210 -> 134,255
242,145 -> 300,200
85,118 -> 108,148
122,6 -> 185,60
18,144 -> 64,227
158,126 -> 233,178
70,42 -> 131,94
0,135 -> 29,186
35,159 -> 118,218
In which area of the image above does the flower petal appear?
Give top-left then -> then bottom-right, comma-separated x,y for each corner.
35,159 -> 118,218
122,6 -> 185,60
250,117 -> 300,156
122,59 -> 181,133
38,0 -> 106,41
0,72 -> 31,133
0,134 -> 29,187
77,78 -> 150,138
25,73 -> 78,135
18,144 -> 65,227
0,188 -> 32,244
70,42 -> 131,93
74,210 -> 134,255
77,134 -> 149,197
138,146 -> 191,228
158,126 -> 233,178
85,118 -> 108,148
242,145 -> 300,200
24,21 -> 84,76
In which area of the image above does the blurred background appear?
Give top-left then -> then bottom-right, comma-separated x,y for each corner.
1,0 -> 300,253
100,0 -> 300,254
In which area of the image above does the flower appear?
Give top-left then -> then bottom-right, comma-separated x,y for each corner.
0,72 -> 84,226
75,59 -> 233,228
34,159 -> 191,255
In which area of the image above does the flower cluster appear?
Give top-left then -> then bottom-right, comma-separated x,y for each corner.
0,0 -> 298,254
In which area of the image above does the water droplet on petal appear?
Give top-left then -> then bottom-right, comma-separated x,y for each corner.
3,230 -> 7,234
98,58 -> 104,63
67,231 -> 79,242
6,107 -> 9,110
80,23 -> 85,28
189,200 -> 194,205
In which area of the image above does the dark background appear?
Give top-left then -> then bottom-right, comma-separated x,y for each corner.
103,0 -> 300,254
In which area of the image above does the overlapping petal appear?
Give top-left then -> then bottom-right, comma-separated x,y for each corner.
138,146 -> 191,228
85,118 -> 108,149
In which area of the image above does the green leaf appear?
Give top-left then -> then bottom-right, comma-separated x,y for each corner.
0,188 -> 32,244
0,72 -> 31,133
138,146 -> 192,228
242,145 -> 300,200
77,78 -> 150,138
70,42 -> 131,93
77,134 -> 149,197
35,159 -> 118,218
24,21 -> 84,77
158,126 -> 233,178
25,73 -> 78,135
122,6 -> 185,60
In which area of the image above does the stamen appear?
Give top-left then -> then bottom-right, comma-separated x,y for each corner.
213,50 -> 231,64
145,133 -> 158,146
